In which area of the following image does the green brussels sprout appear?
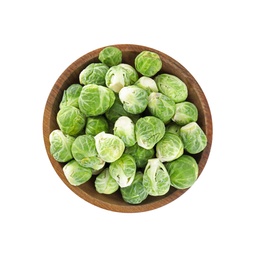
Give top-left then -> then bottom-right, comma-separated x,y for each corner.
109,154 -> 136,188
63,160 -> 93,186
147,92 -> 176,123
155,73 -> 188,103
94,168 -> 119,194
105,95 -> 140,123
143,158 -> 170,196
98,46 -> 122,67
135,51 -> 162,77
78,84 -> 115,117
180,122 -> 207,154
119,85 -> 148,114
124,143 -> 154,169
120,172 -> 148,204
79,63 -> 109,86
156,132 -> 184,162
165,155 -> 198,189
49,129 -> 75,162
105,65 -> 125,93
135,116 -> 165,149
119,63 -> 139,82
95,168 -> 119,194
85,116 -> 109,136
71,135 -> 105,170
135,76 -> 158,94
94,131 -> 125,163
172,101 -> 198,125
57,105 -> 86,136
105,63 -> 138,93
165,122 -> 181,135
113,116 -> 136,147
59,84 -> 82,109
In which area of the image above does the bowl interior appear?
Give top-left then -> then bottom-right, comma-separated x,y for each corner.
43,44 -> 212,213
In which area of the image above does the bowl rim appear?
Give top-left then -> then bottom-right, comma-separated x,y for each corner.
43,44 -> 213,213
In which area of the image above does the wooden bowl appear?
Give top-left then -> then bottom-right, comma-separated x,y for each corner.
43,44 -> 212,213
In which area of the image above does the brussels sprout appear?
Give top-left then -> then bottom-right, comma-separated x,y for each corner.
180,122 -> 207,154
165,122 -> 181,135
57,105 -> 86,136
109,154 -> 136,188
105,65 -> 125,93
113,116 -> 136,147
147,92 -> 176,123
125,143 -> 155,169
79,63 -> 109,86
63,160 -> 93,186
119,63 -> 139,83
155,73 -> 188,103
105,95 -> 140,123
59,84 -> 82,109
105,63 -> 138,93
156,132 -> 184,162
143,158 -> 170,196
135,116 -> 165,149
120,172 -> 148,204
135,76 -> 158,94
135,51 -> 162,77
165,155 -> 198,189
78,84 -> 115,117
95,168 -> 119,194
71,135 -> 105,170
119,85 -> 148,114
98,46 -> 122,67
85,116 -> 109,136
172,101 -> 198,125
49,129 -> 75,162
94,132 -> 125,163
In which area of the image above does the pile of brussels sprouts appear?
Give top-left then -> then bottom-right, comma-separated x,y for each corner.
49,46 -> 207,204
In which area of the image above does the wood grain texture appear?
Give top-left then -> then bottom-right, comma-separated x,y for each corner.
42,44 -> 213,213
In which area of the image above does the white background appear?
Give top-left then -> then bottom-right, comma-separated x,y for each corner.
1,0 -> 259,259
